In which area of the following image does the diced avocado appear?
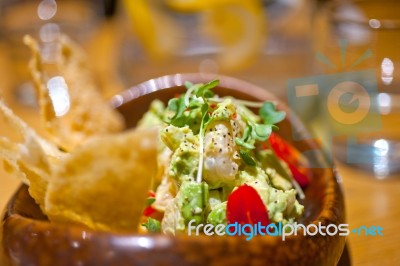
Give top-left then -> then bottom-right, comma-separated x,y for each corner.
137,99 -> 166,128
177,181 -> 209,225
207,202 -> 227,226
266,168 -> 292,191
257,150 -> 293,181
208,189 -> 223,210
168,136 -> 199,183
211,99 -> 235,121
267,188 -> 303,223
161,125 -> 195,151
237,166 -> 270,205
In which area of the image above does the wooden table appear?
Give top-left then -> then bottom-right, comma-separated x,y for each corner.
336,163 -> 400,265
1,19 -> 399,266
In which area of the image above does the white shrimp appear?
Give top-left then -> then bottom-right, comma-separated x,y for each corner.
202,120 -> 241,188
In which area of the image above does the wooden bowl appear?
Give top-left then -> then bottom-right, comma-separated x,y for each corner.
1,73 -> 346,266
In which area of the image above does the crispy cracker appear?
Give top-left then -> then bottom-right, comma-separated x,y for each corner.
0,100 -> 63,210
24,35 -> 125,151
45,127 -> 158,233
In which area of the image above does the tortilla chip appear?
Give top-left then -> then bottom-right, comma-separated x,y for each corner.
24,35 -> 125,151
0,100 -> 63,210
45,127 -> 158,233
0,137 -> 29,184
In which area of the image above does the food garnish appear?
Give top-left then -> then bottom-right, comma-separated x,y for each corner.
226,184 -> 270,226
142,217 -> 161,233
140,80 -> 309,234
268,133 -> 311,189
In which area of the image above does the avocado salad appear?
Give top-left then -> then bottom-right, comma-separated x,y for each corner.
138,80 -> 310,235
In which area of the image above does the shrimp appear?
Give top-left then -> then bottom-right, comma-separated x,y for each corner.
202,100 -> 244,188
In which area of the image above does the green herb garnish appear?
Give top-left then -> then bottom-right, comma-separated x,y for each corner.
147,197 -> 156,206
259,102 -> 286,125
168,80 -> 220,183
239,149 -> 256,166
233,101 -> 284,166
142,217 -> 161,233
165,79 -> 286,171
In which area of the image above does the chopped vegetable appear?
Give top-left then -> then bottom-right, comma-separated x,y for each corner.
142,217 -> 161,233
268,133 -> 311,188
226,184 -> 270,226
143,191 -> 157,217
137,79 -> 307,234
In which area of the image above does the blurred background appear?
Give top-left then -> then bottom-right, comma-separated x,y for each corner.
0,0 -> 399,265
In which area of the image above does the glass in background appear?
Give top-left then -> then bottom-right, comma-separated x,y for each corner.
313,0 -> 400,178
0,0 -> 103,107
116,0 -> 314,100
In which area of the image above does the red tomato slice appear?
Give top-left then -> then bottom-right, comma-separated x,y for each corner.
147,190 -> 156,198
226,184 -> 270,226
143,191 -> 162,219
143,205 -> 156,217
287,163 -> 310,188
268,133 -> 311,188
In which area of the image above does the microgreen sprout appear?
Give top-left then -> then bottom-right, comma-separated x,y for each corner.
165,80 -> 289,182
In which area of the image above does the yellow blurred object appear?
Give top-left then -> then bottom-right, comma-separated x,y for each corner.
122,0 -> 182,60
165,0 -> 230,11
201,0 -> 266,71
165,0 -> 209,12
123,0 -> 266,71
